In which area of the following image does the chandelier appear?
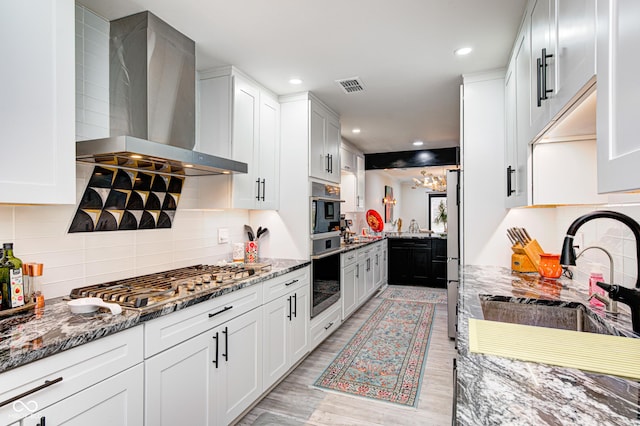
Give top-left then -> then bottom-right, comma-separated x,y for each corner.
411,170 -> 447,191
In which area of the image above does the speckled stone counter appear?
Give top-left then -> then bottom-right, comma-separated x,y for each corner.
338,237 -> 384,254
457,265 -> 640,425
384,232 -> 446,239
0,258 -> 309,374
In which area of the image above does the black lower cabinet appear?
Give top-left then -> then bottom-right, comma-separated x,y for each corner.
387,237 -> 447,287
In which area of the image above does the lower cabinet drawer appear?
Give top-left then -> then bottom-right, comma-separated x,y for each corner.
144,284 -> 262,357
309,302 -> 342,351
0,327 -> 143,424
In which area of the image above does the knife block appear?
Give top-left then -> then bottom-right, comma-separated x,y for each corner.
511,240 -> 544,273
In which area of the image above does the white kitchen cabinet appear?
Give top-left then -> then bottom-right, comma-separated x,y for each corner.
381,241 -> 388,285
262,269 -> 310,391
341,250 -> 359,320
552,0 -> 596,115
198,67 -> 280,209
0,0 -> 75,204
362,246 -> 375,297
309,299 -> 342,351
373,242 -> 382,289
596,0 -> 640,193
504,15 -> 531,208
0,327 -> 143,425
341,147 -> 355,172
355,155 -> 366,210
144,330 -> 214,426
310,100 -> 341,184
213,307 -> 263,426
30,364 -> 143,426
341,152 -> 365,212
145,305 -> 263,426
529,0 -> 555,137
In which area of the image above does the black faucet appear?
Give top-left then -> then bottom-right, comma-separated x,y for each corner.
559,210 -> 640,334
596,282 -> 640,333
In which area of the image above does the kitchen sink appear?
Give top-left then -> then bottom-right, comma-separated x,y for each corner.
479,295 -> 621,336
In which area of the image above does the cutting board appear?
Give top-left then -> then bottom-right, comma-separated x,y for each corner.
468,318 -> 640,380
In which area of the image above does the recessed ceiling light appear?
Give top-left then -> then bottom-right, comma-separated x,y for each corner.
454,47 -> 473,56
130,154 -> 143,159
413,141 -> 424,146
352,128 -> 361,134
289,78 -> 302,85
184,164 -> 194,168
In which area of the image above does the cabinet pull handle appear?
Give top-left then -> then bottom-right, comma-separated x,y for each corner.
208,305 -> 233,318
287,296 -> 292,320
329,154 -> 333,174
324,321 -> 334,330
0,377 -> 63,408
285,279 -> 299,286
256,178 -> 261,200
541,48 -> 553,101
212,332 -> 219,368
326,154 -> 330,173
506,166 -> 515,196
293,293 -> 297,318
39,416 -> 46,426
222,327 -> 228,362
261,179 -> 266,201
356,264 -> 359,278
376,254 -> 379,266
536,57 -> 543,107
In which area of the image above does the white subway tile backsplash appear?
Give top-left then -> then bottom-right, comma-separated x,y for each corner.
43,277 -> 86,300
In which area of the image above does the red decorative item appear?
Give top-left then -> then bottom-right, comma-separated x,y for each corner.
538,253 -> 562,279
366,210 -> 384,232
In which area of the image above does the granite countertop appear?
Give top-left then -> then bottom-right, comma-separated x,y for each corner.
384,232 -> 446,239
457,265 -> 640,425
339,237 -> 384,254
0,258 -> 310,374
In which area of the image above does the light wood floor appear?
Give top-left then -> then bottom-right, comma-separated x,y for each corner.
237,287 -> 457,426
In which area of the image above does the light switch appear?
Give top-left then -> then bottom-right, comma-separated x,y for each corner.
218,228 -> 229,244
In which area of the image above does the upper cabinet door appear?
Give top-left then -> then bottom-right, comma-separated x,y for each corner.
597,0 -> 640,193
0,0 -> 75,204
257,91 -> 280,210
529,0 -> 555,138
232,75 -> 260,209
552,0 -> 596,112
309,102 -> 328,180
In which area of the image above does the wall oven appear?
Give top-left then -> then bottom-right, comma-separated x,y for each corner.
311,249 -> 341,318
310,182 -> 343,318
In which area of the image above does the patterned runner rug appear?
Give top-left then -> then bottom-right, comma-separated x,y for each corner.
313,297 -> 436,407
379,286 -> 447,304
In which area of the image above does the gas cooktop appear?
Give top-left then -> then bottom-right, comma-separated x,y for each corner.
69,263 -> 271,311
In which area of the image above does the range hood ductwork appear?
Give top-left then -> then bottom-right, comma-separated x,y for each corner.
75,11 -> 247,176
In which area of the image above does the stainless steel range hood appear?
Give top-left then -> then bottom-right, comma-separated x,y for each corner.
75,11 -> 247,176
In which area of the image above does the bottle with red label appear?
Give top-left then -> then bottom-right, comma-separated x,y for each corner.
1,243 -> 25,309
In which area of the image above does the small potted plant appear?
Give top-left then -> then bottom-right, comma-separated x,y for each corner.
434,200 -> 447,234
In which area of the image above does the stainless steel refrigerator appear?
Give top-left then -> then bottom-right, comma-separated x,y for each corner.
446,169 -> 460,339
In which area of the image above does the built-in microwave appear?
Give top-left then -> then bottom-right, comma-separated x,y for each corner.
311,182 -> 342,235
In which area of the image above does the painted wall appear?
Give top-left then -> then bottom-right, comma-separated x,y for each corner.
364,170 -> 401,232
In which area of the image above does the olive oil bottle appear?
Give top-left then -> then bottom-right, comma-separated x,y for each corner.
1,243 -> 25,309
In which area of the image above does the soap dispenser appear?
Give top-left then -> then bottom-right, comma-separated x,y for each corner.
589,263 -> 606,308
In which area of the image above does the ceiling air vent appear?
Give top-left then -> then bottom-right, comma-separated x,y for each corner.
336,77 -> 365,94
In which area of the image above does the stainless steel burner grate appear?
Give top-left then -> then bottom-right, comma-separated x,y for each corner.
69,263 -> 271,310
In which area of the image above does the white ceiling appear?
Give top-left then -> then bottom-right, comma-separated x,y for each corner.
78,0 -> 527,154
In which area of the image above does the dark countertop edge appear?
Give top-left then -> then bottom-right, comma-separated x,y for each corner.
0,259 -> 310,374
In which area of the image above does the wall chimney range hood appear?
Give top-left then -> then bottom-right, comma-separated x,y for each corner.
75,11 -> 247,176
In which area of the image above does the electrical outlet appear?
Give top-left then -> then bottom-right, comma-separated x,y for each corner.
218,228 -> 229,244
